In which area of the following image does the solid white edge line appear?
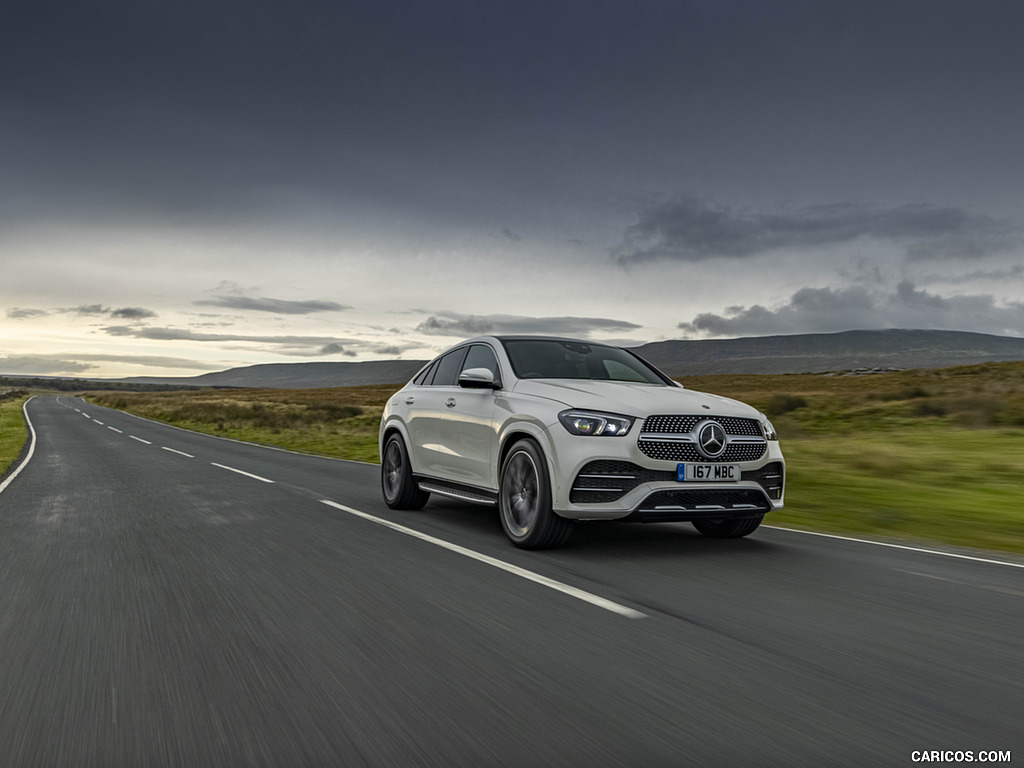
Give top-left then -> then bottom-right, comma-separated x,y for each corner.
319,499 -> 647,619
0,396 -> 38,496
765,525 -> 1024,570
129,436 -> 152,445
161,447 -> 194,458
210,462 -> 274,483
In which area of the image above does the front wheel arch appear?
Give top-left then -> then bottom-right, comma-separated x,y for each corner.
498,437 -> 572,549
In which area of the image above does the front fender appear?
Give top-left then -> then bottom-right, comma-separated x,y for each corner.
496,416 -> 560,503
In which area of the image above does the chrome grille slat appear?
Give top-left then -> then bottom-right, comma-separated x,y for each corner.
642,415 -> 763,437
638,441 -> 767,463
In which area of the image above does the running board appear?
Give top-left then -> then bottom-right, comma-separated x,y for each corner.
417,481 -> 497,506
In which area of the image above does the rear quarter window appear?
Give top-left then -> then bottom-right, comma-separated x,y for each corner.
412,361 -> 436,385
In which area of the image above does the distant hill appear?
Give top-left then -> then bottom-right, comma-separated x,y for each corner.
0,375 -> 202,393
10,329 -> 1024,390
121,359 -> 428,389
112,329 -> 1024,388
634,329 -> 1024,376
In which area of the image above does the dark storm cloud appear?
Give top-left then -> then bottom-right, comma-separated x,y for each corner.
310,343 -> 356,357
73,353 -> 212,370
103,325 -> 355,347
8,305 -> 157,320
6,308 -> 50,319
919,265 -> 1024,286
99,324 -> 382,357
905,236 -> 1023,261
6,0 -> 1024,234
373,345 -> 408,357
73,304 -> 110,316
679,282 -> 1024,338
77,305 -> 158,319
110,307 -> 158,320
0,356 -> 95,375
194,296 -> 350,314
615,198 -> 1020,265
0,353 -> 211,376
416,313 -> 641,338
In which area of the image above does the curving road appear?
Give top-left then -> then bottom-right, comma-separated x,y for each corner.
0,395 -> 1021,766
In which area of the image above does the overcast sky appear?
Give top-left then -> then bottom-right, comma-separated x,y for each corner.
2,0 -> 1023,377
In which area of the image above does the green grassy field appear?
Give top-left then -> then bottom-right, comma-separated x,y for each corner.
0,393 -> 31,479
66,360 -> 1024,554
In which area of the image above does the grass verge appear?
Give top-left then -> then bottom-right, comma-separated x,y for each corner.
0,394 -> 31,479
772,431 -> 1024,553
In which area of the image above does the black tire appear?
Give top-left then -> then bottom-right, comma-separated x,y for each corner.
691,515 -> 763,538
381,433 -> 429,510
498,438 -> 572,549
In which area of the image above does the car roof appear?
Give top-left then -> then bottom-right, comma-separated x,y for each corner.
468,335 -> 619,345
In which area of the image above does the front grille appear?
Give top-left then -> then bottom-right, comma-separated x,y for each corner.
624,488 -> 771,522
642,415 -> 763,436
637,440 -> 767,463
637,413 -> 767,463
741,462 -> 785,500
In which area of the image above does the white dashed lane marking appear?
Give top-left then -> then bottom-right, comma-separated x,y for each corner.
210,463 -> 274,483
129,436 -> 152,445
162,447 -> 194,458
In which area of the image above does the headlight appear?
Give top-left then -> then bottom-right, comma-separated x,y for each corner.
558,410 -> 635,436
760,415 -> 778,441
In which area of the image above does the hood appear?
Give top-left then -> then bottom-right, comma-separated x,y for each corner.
511,379 -> 761,419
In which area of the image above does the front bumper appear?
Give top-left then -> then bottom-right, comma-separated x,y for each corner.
548,431 -> 785,522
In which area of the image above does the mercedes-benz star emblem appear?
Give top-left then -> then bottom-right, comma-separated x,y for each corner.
697,421 -> 727,458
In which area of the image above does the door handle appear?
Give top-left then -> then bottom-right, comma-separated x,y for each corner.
405,396 -> 415,405
444,398 -> 456,408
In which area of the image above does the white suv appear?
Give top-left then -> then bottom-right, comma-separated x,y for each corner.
379,336 -> 785,549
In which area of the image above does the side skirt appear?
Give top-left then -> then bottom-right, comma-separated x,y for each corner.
413,475 -> 498,506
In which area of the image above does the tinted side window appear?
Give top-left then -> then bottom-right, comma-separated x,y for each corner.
430,347 -> 468,386
412,361 -> 436,385
461,344 -> 502,386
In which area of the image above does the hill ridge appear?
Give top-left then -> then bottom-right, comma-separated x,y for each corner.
118,328 -> 1024,387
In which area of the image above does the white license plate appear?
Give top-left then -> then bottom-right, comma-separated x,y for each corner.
677,463 -> 741,482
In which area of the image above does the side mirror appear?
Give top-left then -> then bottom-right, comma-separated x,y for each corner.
458,368 -> 499,389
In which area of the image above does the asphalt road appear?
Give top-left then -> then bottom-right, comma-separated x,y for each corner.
0,395 -> 1021,767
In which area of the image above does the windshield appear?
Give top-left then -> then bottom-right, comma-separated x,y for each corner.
501,339 -> 670,385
